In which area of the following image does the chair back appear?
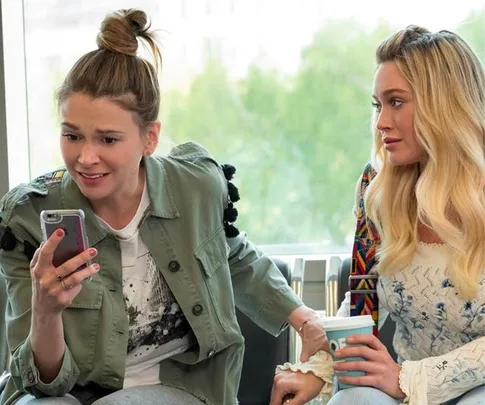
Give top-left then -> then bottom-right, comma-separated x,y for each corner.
338,257 -> 397,360
237,258 -> 291,405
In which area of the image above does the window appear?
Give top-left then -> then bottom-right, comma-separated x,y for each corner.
2,0 -> 484,253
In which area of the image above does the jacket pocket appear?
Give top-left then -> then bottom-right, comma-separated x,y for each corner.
68,279 -> 103,309
195,228 -> 235,332
63,280 -> 103,372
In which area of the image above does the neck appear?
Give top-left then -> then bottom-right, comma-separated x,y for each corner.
91,167 -> 146,229
417,221 -> 443,244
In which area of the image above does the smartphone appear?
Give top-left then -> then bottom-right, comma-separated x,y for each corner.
40,209 -> 91,269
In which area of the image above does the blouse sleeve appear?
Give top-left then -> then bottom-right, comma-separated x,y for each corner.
399,336 -> 485,404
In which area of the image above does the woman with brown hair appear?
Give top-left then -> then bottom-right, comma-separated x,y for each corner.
0,9 -> 326,405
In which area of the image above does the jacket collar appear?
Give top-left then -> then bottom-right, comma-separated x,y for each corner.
143,155 -> 179,219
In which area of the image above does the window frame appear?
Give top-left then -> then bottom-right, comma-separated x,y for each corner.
0,0 -> 31,198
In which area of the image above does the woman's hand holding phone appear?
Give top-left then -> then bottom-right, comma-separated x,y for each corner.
30,228 -> 100,315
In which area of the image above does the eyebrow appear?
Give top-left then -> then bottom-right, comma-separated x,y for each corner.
372,88 -> 411,99
61,121 -> 124,135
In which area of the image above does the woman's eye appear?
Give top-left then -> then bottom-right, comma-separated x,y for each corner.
390,99 -> 403,108
62,134 -> 80,141
102,137 -> 118,145
371,102 -> 381,112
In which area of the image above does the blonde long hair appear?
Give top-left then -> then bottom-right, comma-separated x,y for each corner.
365,26 -> 485,299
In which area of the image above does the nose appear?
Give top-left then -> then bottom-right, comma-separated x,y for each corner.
77,143 -> 100,167
376,108 -> 392,134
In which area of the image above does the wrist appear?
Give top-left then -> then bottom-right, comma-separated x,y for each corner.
32,310 -> 63,326
287,305 -> 317,335
297,318 -> 312,336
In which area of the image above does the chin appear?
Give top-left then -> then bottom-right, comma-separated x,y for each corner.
388,155 -> 420,166
78,187 -> 110,201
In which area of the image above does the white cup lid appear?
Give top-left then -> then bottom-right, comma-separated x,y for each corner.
320,315 -> 374,331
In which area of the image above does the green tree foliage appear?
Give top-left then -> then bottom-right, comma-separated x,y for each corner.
457,9 -> 485,63
161,12 -> 484,249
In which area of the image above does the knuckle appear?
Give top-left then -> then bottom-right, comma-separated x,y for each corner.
56,265 -> 68,277
66,274 -> 79,286
37,276 -> 49,290
72,273 -> 87,286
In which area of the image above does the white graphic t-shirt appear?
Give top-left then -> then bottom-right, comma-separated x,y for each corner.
97,182 -> 195,388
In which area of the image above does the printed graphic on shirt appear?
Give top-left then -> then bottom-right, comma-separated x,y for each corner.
95,182 -> 193,387
124,249 -> 191,355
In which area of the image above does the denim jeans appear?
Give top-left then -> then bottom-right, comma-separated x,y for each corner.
14,385 -> 205,405
326,385 -> 485,405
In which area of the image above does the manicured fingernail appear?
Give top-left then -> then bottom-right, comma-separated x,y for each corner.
93,263 -> 100,271
56,228 -> 64,237
89,249 -> 97,256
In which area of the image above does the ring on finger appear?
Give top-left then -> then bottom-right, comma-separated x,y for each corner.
60,279 -> 72,291
54,269 -> 62,281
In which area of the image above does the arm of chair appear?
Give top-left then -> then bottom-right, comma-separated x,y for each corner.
289,257 -> 304,301
325,256 -> 343,317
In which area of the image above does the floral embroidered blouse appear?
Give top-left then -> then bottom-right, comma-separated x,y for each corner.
379,242 -> 485,404
340,242 -> 485,404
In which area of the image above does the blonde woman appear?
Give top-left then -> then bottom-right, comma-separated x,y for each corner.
270,26 -> 485,405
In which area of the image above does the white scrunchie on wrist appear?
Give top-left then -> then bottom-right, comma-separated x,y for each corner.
275,350 -> 334,398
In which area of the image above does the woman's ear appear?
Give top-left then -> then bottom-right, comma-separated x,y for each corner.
144,121 -> 161,156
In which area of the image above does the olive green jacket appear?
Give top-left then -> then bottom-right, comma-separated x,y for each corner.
0,142 -> 302,405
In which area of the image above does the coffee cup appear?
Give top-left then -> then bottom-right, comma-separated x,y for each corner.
321,315 -> 374,390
